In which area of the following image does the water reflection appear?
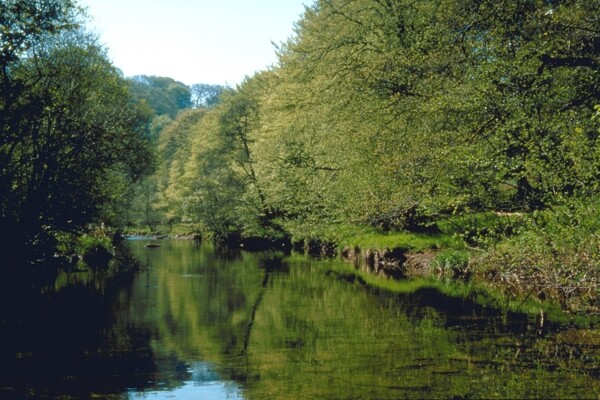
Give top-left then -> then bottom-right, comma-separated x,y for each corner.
127,240 -> 600,399
127,362 -> 242,399
0,267 -> 160,398
1,239 -> 599,399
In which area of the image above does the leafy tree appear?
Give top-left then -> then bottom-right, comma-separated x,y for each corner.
153,109 -> 207,225
128,75 -> 192,117
0,0 -> 79,66
157,0 -> 600,246
157,106 -> 244,238
271,0 -> 600,228
190,83 -> 226,108
163,83 -> 270,239
0,2 -> 153,263
453,0 -> 600,209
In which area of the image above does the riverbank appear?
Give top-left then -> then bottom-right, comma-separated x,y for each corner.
124,207 -> 600,321
326,218 -> 600,323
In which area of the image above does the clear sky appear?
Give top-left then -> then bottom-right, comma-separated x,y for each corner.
79,0 -> 311,86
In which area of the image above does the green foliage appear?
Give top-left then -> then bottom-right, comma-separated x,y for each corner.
439,212 -> 527,247
140,0 -> 600,311
479,201 -> 600,311
127,75 -> 192,117
77,233 -> 114,270
0,0 -> 80,65
0,2 -> 154,264
190,83 -> 226,108
433,249 -> 470,279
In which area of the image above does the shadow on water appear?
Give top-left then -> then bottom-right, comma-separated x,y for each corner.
382,286 -> 536,333
324,268 -> 600,386
0,263 -> 187,399
327,267 -> 564,336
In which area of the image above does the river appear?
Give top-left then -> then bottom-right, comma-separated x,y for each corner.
1,239 -> 599,399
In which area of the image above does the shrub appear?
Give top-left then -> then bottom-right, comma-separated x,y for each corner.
78,234 -> 115,270
478,200 -> 600,312
433,249 -> 470,279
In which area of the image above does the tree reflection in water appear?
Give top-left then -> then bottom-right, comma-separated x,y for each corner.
1,239 -> 599,399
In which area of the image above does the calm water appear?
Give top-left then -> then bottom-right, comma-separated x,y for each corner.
1,239 -> 599,399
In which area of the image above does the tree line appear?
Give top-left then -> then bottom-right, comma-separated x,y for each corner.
150,0 -> 599,243
0,0 -> 232,269
2,0 -> 600,302
143,0 -> 600,308
0,0 -> 226,267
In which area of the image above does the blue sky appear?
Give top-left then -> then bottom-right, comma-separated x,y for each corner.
79,0 -> 311,86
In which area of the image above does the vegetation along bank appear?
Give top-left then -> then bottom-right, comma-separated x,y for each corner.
135,0 -> 599,316
1,0 -> 599,316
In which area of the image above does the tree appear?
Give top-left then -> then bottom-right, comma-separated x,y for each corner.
190,83 -> 226,108
154,109 -> 206,226
156,0 -> 600,243
128,75 -> 192,117
0,0 -> 79,66
467,1 -> 593,211
0,2 -> 154,263
272,0 -> 600,224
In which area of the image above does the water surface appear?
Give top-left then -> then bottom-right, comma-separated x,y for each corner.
1,239 -> 599,398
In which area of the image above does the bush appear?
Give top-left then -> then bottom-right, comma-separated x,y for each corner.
433,249 -> 470,279
439,212 -> 527,247
478,200 -> 600,312
78,233 -> 115,270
